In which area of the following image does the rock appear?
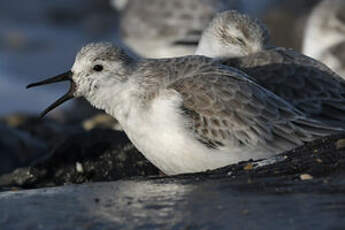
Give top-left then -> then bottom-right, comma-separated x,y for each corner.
0,113 -> 29,127
243,163 -> 254,171
300,173 -> 313,180
0,129 -> 160,189
60,99 -> 103,125
82,113 -> 120,131
193,132 -> 345,181
0,123 -> 48,174
53,99 -> 122,130
2,114 -> 82,147
336,138 -> 345,150
2,129 -> 345,190
0,128 -> 345,229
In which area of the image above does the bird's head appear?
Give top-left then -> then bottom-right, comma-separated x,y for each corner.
196,10 -> 270,58
27,42 -> 136,117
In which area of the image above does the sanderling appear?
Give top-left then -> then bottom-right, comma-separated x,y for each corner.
196,10 -> 345,128
196,10 -> 270,58
303,0 -> 345,78
116,0 -> 233,58
27,42 -> 343,175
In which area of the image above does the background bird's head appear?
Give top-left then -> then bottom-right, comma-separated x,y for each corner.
196,10 -> 270,58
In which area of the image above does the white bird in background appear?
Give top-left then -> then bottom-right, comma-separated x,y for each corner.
114,0 -> 235,58
303,0 -> 345,78
196,10 -> 271,58
27,42 -> 342,175
196,10 -> 345,129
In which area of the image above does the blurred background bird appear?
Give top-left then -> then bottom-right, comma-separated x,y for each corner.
303,0 -> 345,78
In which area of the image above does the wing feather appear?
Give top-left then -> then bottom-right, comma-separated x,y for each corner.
221,47 -> 345,127
166,64 -> 340,154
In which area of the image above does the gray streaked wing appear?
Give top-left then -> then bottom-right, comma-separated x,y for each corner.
167,67 -> 338,153
221,47 -> 345,126
121,0 -> 229,41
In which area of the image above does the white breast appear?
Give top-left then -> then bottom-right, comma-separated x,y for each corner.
117,90 -> 273,175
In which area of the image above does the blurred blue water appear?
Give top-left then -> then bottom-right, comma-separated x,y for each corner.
0,0 -> 282,116
0,0 -> 118,115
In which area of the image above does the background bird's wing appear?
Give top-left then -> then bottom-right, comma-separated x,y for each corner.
167,64 -> 338,153
328,41 -> 345,72
335,1 -> 345,26
221,48 -> 345,126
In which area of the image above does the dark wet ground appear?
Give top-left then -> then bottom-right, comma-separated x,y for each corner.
1,130 -> 345,229
1,177 -> 345,230
2,130 -> 345,190
0,129 -> 160,189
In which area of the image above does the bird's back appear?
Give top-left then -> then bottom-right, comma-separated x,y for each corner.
221,47 -> 345,128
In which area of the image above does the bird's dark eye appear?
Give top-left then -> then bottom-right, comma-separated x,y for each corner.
93,64 -> 103,72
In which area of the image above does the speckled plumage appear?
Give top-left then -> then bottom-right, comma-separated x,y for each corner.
303,0 -> 345,78
221,48 -> 345,127
118,0 -> 233,58
28,43 -> 343,175
166,64 -> 339,152
197,10 -> 345,128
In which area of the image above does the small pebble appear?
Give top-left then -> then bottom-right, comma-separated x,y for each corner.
315,158 -> 323,163
76,162 -> 84,173
243,163 -> 253,170
82,114 -> 116,130
336,138 -> 345,150
300,174 -> 313,180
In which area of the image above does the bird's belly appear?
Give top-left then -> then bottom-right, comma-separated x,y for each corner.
123,117 -> 232,175
119,94 -> 261,175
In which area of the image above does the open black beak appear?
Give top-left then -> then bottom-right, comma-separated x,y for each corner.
26,71 -> 76,118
